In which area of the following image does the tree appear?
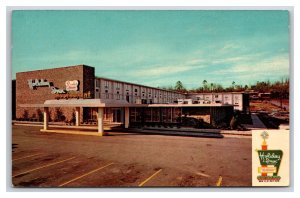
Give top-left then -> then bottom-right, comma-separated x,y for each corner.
230,116 -> 238,129
37,109 -> 43,122
203,80 -> 208,92
55,107 -> 65,122
214,84 -> 224,92
23,110 -> 29,120
175,81 -> 185,91
210,83 -> 214,92
232,81 -> 236,90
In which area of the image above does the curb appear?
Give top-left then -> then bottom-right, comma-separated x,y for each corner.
141,127 -> 252,136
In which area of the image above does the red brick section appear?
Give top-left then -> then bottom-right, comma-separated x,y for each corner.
16,65 -> 95,122
261,142 -> 268,177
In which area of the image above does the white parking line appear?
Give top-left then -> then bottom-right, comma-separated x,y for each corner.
216,176 -> 222,186
138,169 -> 162,187
196,172 -> 211,178
12,153 -> 43,161
13,157 -> 76,177
59,163 -> 114,187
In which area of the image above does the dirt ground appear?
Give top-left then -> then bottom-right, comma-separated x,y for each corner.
250,100 -> 287,112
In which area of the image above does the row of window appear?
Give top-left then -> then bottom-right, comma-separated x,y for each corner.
95,79 -> 183,98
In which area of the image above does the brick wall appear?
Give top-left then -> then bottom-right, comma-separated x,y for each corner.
16,65 -> 95,122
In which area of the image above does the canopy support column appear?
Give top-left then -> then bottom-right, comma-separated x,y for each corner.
97,107 -> 104,135
43,107 -> 49,130
125,107 -> 129,128
75,107 -> 80,126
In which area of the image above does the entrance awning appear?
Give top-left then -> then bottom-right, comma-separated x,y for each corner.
19,99 -> 234,108
19,99 -> 148,108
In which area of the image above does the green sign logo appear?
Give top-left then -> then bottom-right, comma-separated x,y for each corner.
257,131 -> 283,182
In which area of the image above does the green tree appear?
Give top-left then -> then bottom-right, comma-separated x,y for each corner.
203,80 -> 208,92
232,81 -> 236,90
210,83 -> 214,92
175,81 -> 185,91
214,84 -> 224,92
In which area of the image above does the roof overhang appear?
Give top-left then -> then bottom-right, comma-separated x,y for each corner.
147,104 -> 233,107
19,99 -> 233,108
19,99 -> 148,108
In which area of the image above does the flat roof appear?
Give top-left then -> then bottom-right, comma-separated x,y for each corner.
16,64 -> 93,75
95,76 -> 185,95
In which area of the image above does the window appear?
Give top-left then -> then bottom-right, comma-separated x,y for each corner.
117,91 -> 120,100
116,82 -> 121,90
135,88 -> 138,92
105,90 -> 109,99
104,81 -> 109,88
95,79 -> 100,87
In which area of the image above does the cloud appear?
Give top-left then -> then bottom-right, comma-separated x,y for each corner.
208,53 -> 289,86
231,54 -> 289,74
130,58 -> 206,78
132,65 -> 193,77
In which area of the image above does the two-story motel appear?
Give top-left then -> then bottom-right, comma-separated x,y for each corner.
14,65 -> 248,135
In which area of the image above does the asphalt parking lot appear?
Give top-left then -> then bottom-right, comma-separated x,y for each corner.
12,125 -> 252,187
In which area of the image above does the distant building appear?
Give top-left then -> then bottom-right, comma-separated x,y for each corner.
186,92 -> 249,112
258,92 -> 271,100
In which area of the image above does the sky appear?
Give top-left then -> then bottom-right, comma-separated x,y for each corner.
12,10 -> 290,89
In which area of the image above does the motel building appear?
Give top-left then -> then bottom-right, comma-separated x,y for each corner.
14,65 -> 248,136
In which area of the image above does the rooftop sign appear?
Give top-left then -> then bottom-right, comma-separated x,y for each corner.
28,79 -> 51,89
66,80 -> 79,91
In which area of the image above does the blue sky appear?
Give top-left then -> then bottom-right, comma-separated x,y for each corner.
12,10 -> 290,89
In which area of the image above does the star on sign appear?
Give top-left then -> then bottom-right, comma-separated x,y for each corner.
261,131 -> 269,140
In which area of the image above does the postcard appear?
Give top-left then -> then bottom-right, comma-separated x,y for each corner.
11,10 -> 290,187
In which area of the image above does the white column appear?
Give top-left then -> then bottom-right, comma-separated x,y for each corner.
97,107 -> 104,135
43,107 -> 49,130
75,107 -> 80,126
125,107 -> 129,128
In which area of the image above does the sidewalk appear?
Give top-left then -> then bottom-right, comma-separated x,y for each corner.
12,121 -> 120,130
120,127 -> 252,138
13,121 -> 252,138
250,113 -> 267,129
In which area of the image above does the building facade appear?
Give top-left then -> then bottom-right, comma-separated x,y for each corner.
14,64 -> 237,129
